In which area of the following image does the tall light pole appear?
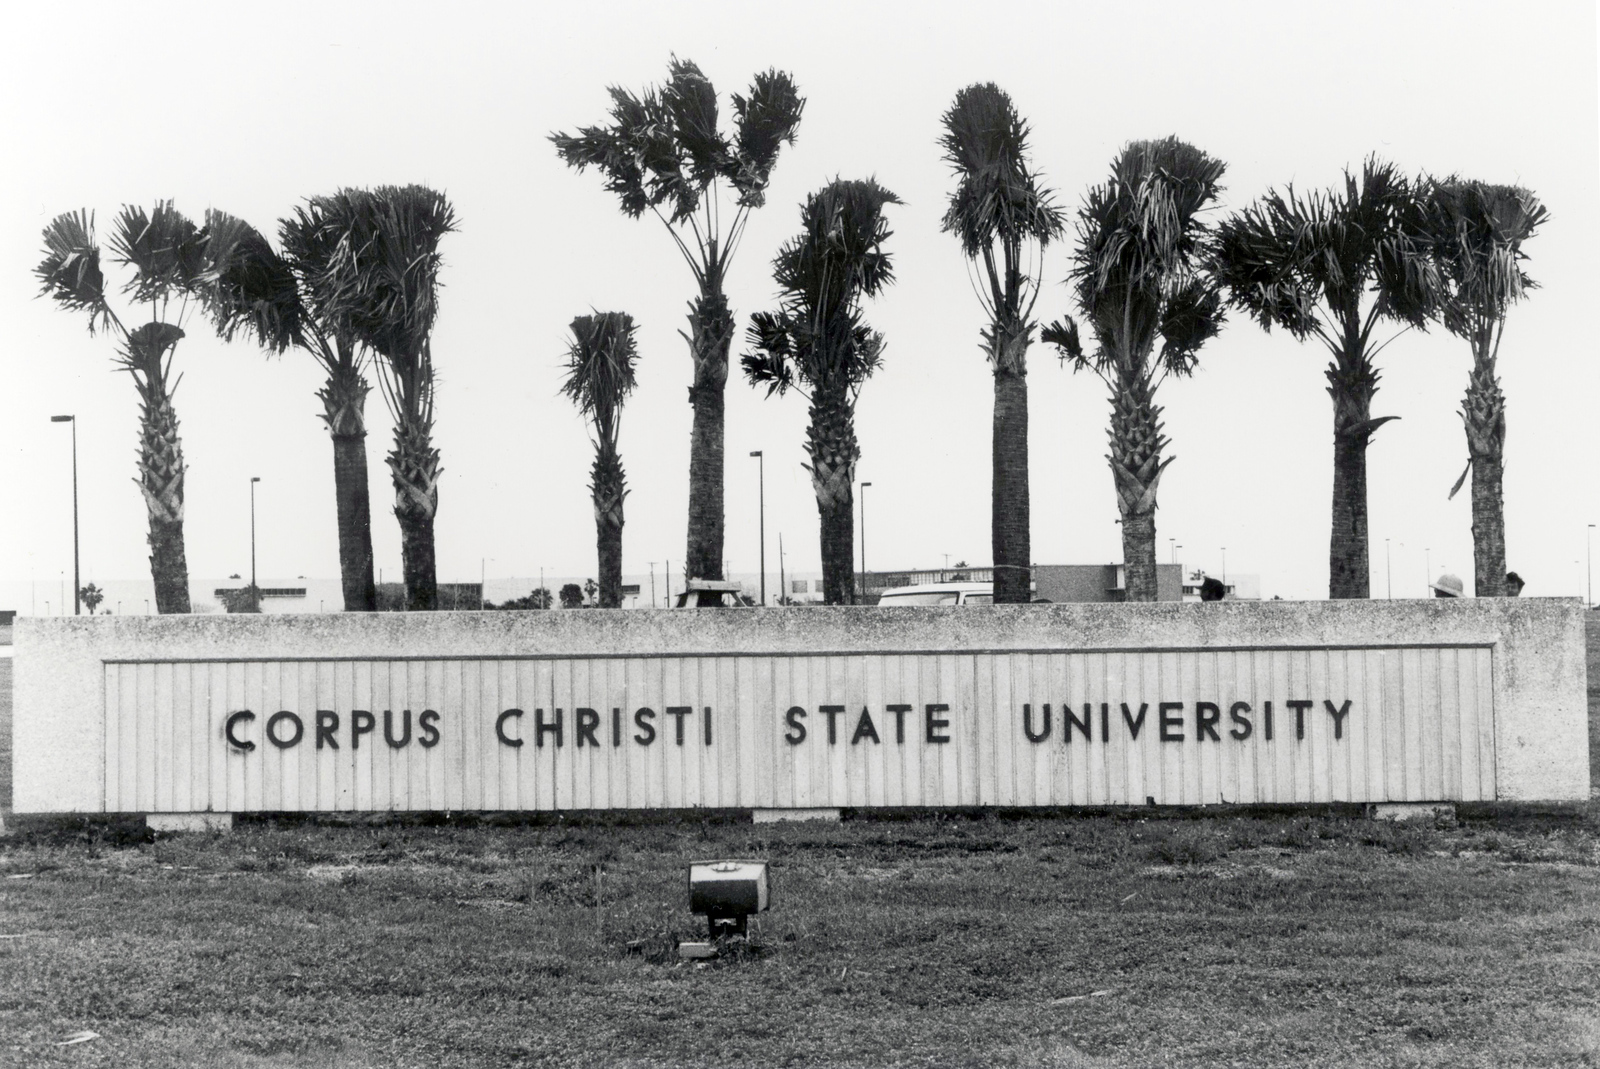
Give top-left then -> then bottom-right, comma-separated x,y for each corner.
648,562 -> 657,609
859,481 -> 872,600
50,415 -> 79,614
1385,538 -> 1392,600
1588,525 -> 1594,609
1221,546 -> 1227,587
1425,548 -> 1431,595
249,477 -> 261,594
750,451 -> 766,607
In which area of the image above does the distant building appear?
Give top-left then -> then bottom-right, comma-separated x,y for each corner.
857,564 -> 1183,603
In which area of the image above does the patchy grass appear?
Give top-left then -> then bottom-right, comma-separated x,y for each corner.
2,807 -> 1599,1067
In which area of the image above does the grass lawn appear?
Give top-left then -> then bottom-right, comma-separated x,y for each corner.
0,620 -> 1596,1067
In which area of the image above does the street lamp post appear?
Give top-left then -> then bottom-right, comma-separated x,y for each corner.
859,481 -> 872,601
51,415 -> 79,614
250,477 -> 261,595
750,451 -> 765,607
1588,525 -> 1594,609
1386,538 -> 1391,600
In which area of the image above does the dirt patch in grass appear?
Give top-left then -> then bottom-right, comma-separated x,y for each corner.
2,807 -> 1599,1068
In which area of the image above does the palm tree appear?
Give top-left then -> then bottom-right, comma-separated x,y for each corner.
743,179 -> 901,605
553,58 -> 804,602
1042,138 -> 1226,602
1411,179 -> 1547,596
304,186 -> 458,611
36,203 -> 210,613
561,312 -> 641,609
196,209 -> 378,612
939,84 -> 1064,604
1213,159 -> 1433,599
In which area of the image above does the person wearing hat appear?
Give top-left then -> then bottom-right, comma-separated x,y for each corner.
1505,572 -> 1525,596
1431,573 -> 1465,598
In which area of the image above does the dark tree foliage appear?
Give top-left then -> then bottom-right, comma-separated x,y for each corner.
939,84 -> 1064,604
1213,158 -> 1434,598
1042,137 -> 1226,602
553,58 -> 804,597
743,178 -> 900,605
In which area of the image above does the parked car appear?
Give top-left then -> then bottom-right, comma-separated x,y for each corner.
872,582 -> 994,606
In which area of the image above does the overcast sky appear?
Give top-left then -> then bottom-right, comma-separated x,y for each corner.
2,0 -> 1597,603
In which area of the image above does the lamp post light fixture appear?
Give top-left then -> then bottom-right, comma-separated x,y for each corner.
1588,525 -> 1594,609
249,477 -> 261,595
750,451 -> 766,607
50,415 -> 80,614
859,481 -> 872,597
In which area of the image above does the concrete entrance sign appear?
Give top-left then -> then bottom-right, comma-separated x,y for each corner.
11,600 -> 1588,816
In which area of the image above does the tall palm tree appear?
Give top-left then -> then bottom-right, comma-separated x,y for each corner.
742,179 -> 901,605
1042,138 -> 1226,602
1411,179 -> 1547,596
1213,159 -> 1434,599
553,59 -> 804,603
939,84 -> 1064,604
561,312 -> 641,609
303,186 -> 458,611
196,210 -> 378,612
36,203 -> 210,613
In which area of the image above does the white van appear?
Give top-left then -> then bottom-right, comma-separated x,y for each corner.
873,582 -> 994,607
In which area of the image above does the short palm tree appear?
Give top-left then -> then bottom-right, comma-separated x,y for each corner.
940,84 -> 1064,604
36,203 -> 210,613
196,209 -> 378,611
302,186 -> 458,611
561,312 -> 641,609
553,58 -> 804,600
1411,178 -> 1547,596
1042,138 -> 1226,602
743,179 -> 901,605
1213,159 -> 1434,599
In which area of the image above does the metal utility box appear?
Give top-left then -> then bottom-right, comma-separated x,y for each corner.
688,860 -> 769,935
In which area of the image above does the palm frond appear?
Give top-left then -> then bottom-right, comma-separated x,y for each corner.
550,85 -> 662,219
1042,315 -> 1088,368
727,69 -> 804,208
747,179 -> 900,398
562,312 -> 640,447
196,209 -> 304,352
109,202 -> 206,305
939,83 -> 1064,257
1067,136 -> 1225,373
1216,157 -> 1435,340
1157,280 -> 1224,374
662,56 -> 728,192
37,210 -> 113,333
313,185 -> 459,365
741,310 -> 797,397
1411,176 -> 1547,337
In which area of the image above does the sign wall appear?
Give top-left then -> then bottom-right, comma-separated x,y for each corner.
13,599 -> 1586,813
102,645 -> 1495,812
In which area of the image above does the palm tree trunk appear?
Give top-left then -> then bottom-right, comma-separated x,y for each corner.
991,326 -> 1031,604
808,386 -> 859,605
1107,371 -> 1169,602
685,287 -> 731,597
136,378 -> 191,614
388,409 -> 440,611
1463,353 -> 1506,597
592,447 -> 626,608
321,360 -> 376,612
1326,353 -> 1386,600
